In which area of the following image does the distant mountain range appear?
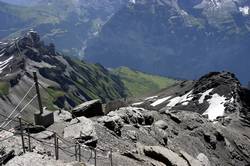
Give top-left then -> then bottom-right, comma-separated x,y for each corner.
85,0 -> 250,84
0,0 -> 127,56
0,0 -> 249,84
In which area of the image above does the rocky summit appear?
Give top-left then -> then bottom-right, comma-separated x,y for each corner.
1,70 -> 250,166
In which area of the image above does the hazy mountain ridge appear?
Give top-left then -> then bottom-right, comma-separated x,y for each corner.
85,0 -> 250,84
0,0 -> 127,56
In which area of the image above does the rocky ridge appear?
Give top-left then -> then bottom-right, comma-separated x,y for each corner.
0,30 -> 127,124
1,71 -> 250,166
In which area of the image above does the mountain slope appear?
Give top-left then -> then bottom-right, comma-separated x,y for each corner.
0,0 -> 127,56
112,67 -> 177,96
0,31 -> 128,122
0,31 -> 176,123
85,0 -> 250,84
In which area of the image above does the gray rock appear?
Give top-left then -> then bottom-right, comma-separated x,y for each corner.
180,150 -> 203,166
196,153 -> 211,166
64,117 -> 98,146
143,146 -> 189,166
98,115 -> 124,135
154,120 -> 168,130
54,110 -> 72,122
72,100 -> 103,118
32,130 -> 54,140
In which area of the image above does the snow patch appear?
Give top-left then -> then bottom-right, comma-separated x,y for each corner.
132,102 -> 144,106
167,90 -> 193,107
145,96 -> 158,101
182,101 -> 189,106
0,56 -> 13,73
0,53 -> 4,57
151,96 -> 172,107
202,94 -> 227,121
239,6 -> 249,15
199,89 -> 214,104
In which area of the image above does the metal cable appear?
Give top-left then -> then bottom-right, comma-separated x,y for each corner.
0,83 -> 35,128
2,94 -> 37,128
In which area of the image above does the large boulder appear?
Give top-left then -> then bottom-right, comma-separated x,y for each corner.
53,109 -> 72,122
72,100 -> 104,118
97,115 -> 124,136
143,146 -> 189,166
64,117 -> 98,146
97,107 -> 154,134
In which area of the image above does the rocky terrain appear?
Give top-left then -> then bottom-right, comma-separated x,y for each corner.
1,71 -> 249,166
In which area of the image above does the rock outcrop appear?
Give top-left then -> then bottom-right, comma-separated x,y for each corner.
64,117 -> 98,146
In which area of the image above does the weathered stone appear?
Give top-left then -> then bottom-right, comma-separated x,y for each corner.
143,112 -> 155,125
33,131 -> 54,140
167,113 -> 181,124
143,146 -> 189,166
72,99 -> 103,118
180,150 -> 203,166
197,153 -> 211,166
53,109 -> 72,122
97,115 -> 123,135
64,117 -> 98,146
154,120 -> 168,130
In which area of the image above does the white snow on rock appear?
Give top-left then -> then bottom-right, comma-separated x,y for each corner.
132,102 -> 144,106
0,53 -> 4,57
239,6 -> 249,15
151,96 -> 172,107
145,96 -> 158,100
182,101 -> 189,106
202,94 -> 227,120
199,88 -> 214,104
167,91 -> 193,107
0,56 -> 13,73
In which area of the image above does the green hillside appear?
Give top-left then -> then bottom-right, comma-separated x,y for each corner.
113,67 -> 177,97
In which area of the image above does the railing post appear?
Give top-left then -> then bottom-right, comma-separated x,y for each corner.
54,133 -> 59,160
27,124 -> 31,152
94,148 -> 97,166
110,148 -> 113,166
18,117 -> 25,153
75,144 -> 78,161
78,144 -> 81,162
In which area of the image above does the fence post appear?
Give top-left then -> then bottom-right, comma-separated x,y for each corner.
78,144 -> 81,162
110,148 -> 113,166
75,144 -> 78,161
94,148 -> 97,166
18,117 -> 25,153
27,124 -> 31,152
54,133 -> 59,160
